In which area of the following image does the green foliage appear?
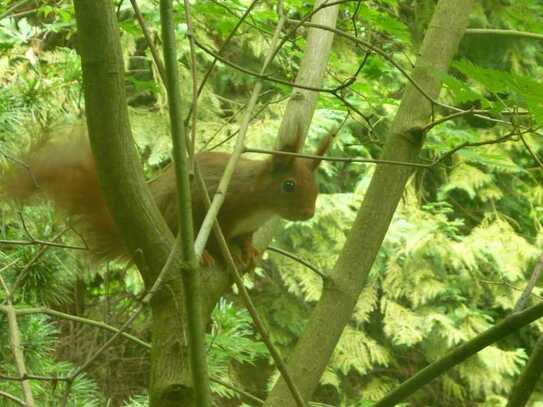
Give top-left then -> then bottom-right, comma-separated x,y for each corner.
0,314 -> 103,406
208,300 -> 268,400
444,59 -> 543,125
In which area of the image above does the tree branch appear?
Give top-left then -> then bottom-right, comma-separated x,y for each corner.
0,275 -> 35,407
263,1 -> 475,405
2,305 -> 151,349
160,0 -> 211,403
465,28 -> 543,41
193,16 -> 287,259
0,390 -> 25,406
375,301 -> 543,407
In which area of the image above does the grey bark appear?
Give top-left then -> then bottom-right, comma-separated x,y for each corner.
264,0 -> 476,405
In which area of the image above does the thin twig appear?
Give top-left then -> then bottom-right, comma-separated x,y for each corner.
0,148 -> 40,188
351,0 -> 363,37
0,258 -> 20,274
244,147 -> 429,168
193,39 -> 331,93
0,373 -> 70,382
0,238 -> 87,251
244,128 -> 522,170
203,94 -> 290,152
1,305 -> 151,349
129,0 -> 167,81
193,16 -> 287,258
183,0 -> 199,164
0,274 -> 35,407
514,254 -> 543,312
187,0 -> 262,123
465,28 -> 543,41
422,108 -> 476,132
478,279 -> 543,301
211,376 -> 265,405
59,238 -> 182,402
0,390 -> 25,406
430,131 -> 519,166
267,246 -> 326,280
0,0 -> 33,20
208,0 -> 274,38
5,228 -> 70,303
520,133 -> 543,171
194,163 -> 307,407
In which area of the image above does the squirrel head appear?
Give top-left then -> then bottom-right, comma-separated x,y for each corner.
258,129 -> 334,221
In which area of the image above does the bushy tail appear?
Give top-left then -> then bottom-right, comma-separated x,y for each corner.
2,125 -> 124,260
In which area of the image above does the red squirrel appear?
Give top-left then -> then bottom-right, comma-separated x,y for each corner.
2,125 -> 332,265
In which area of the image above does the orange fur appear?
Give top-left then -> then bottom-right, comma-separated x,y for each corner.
3,126 -> 333,265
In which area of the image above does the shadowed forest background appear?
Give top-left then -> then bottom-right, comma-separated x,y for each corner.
1,0 -> 543,406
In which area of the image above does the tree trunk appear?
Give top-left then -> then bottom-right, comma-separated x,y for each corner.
72,2 -> 189,405
72,0 -> 340,405
263,0 -> 475,405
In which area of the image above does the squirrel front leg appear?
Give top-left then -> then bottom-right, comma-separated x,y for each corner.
197,234 -> 257,269
201,250 -> 216,267
234,233 -> 259,269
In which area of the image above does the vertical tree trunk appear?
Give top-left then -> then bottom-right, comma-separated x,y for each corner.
72,2 -> 190,405
263,0 -> 475,405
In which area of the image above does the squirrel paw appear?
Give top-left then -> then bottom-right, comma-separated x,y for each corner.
234,241 -> 259,269
200,250 -> 216,268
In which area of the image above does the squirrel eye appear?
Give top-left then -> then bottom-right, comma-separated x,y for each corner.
282,179 -> 296,193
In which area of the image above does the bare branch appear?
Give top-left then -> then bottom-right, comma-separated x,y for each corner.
0,0 -> 33,20
0,274 -> 35,407
244,147 -> 429,168
193,164 -> 307,407
506,335 -> 543,407
193,39 -> 331,93
0,390 -> 25,406
374,302 -> 543,406
514,254 -> 543,312
267,246 -> 326,280
290,20 -> 513,128
1,305 -> 151,349
129,0 -> 167,81
0,373 -> 70,382
520,133 -> 543,171
430,131 -> 519,166
60,241 -> 182,400
193,16 -> 287,259
183,0 -> 198,163
465,28 -> 543,41
0,238 -> 87,251
5,228 -> 70,303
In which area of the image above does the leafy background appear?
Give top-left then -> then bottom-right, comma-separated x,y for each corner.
0,0 -> 542,406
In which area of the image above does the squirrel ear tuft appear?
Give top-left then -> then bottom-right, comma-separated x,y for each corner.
309,128 -> 336,171
272,123 -> 305,171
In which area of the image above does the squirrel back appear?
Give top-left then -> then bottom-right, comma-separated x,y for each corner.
2,125 -> 333,263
